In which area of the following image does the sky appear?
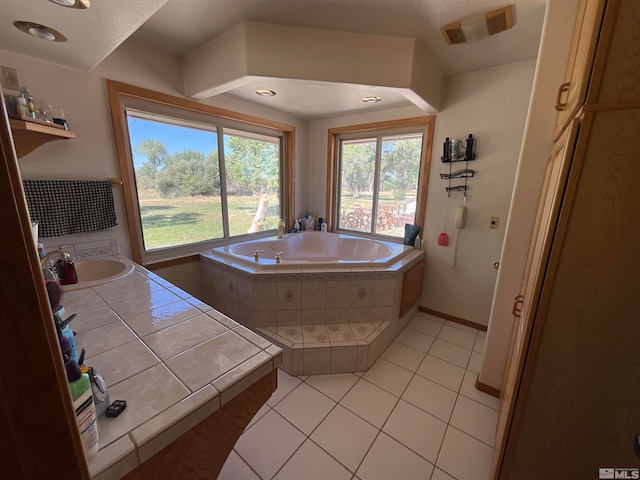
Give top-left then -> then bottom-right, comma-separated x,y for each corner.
127,116 -> 219,168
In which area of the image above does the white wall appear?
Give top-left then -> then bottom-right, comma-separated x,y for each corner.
479,0 -> 580,390
0,38 -> 308,296
423,60 -> 536,326
307,60 -> 536,327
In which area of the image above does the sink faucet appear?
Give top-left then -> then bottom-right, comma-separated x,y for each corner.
277,219 -> 285,239
41,246 -> 71,281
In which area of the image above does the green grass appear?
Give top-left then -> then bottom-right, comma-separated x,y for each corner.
139,193 -> 280,249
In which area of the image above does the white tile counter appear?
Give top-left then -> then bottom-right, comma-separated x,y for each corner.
62,258 -> 282,480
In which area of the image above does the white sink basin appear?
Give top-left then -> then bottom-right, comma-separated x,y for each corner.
61,257 -> 135,291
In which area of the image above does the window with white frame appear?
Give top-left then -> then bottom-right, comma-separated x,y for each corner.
328,117 -> 435,240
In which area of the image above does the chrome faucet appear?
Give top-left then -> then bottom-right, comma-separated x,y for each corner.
41,246 -> 71,280
277,219 -> 285,239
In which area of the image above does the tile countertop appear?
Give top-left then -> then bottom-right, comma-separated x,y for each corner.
63,258 -> 282,480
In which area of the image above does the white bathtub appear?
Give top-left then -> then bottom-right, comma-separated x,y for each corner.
211,231 -> 412,269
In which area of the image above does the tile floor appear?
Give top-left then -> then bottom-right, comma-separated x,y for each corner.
219,311 -> 497,480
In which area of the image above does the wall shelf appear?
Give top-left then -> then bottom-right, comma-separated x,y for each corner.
9,118 -> 75,158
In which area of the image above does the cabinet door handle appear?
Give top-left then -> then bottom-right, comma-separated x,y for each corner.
512,295 -> 524,318
555,82 -> 570,111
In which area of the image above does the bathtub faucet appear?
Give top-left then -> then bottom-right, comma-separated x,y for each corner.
254,250 -> 264,262
277,219 -> 285,239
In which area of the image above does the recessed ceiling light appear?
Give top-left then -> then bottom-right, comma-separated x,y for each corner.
362,96 -> 382,104
48,0 -> 90,9
14,21 -> 67,42
256,89 -> 276,97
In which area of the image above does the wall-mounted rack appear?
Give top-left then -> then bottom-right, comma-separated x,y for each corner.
441,134 -> 476,198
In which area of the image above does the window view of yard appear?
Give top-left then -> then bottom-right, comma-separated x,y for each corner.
127,114 -> 281,250
338,133 -> 422,238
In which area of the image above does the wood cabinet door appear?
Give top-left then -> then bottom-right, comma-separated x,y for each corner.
492,117 -> 581,479
553,0 -> 606,140
505,106 -> 640,479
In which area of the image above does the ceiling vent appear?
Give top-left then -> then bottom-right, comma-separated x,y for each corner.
441,5 -> 514,45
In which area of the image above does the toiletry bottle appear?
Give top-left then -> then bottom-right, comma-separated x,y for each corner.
321,221 -> 327,233
19,87 -> 36,119
56,254 -> 78,285
65,356 -> 99,457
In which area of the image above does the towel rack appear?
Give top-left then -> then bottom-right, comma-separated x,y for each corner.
110,178 -> 122,187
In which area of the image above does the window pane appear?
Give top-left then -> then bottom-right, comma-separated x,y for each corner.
338,138 -> 376,233
224,132 -> 280,236
378,134 -> 423,238
126,114 -> 222,250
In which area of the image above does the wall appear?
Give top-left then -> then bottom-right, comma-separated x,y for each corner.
0,38 -> 308,297
479,0 -> 580,390
307,60 -> 536,327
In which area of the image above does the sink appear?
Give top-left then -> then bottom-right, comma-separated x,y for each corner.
61,256 -> 135,292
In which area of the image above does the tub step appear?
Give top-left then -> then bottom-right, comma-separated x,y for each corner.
255,321 -> 393,376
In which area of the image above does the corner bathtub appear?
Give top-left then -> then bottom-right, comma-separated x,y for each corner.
199,231 -> 425,375
211,231 -> 412,269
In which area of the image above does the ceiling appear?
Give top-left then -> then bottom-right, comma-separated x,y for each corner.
0,0 -> 547,119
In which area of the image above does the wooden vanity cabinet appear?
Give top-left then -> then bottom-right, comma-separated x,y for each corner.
494,0 -> 640,477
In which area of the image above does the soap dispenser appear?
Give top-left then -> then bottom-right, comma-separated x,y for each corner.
56,251 -> 78,285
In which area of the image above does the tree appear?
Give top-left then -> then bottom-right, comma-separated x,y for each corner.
136,139 -> 169,172
380,135 -> 422,200
156,149 -> 220,198
225,135 -> 279,195
340,140 -> 376,198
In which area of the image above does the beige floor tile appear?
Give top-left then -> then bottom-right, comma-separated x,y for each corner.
305,373 -> 359,402
450,396 -> 498,447
362,358 -> 413,396
428,339 -> 472,368
266,369 -> 303,407
436,427 -> 493,480
416,355 -> 465,392
395,329 -> 435,353
310,405 -> 378,472
474,335 -> 486,354
431,467 -> 457,480
356,432 -> 434,480
340,379 -> 398,428
413,312 -> 445,324
437,324 -> 477,350
218,450 -> 260,480
273,439 -> 352,480
380,341 -> 426,372
407,315 -> 443,337
382,400 -> 447,464
466,351 -> 483,374
444,320 -> 480,334
235,410 -> 306,480
246,402 -> 271,430
274,383 -> 336,435
402,375 -> 457,422
459,372 -> 500,410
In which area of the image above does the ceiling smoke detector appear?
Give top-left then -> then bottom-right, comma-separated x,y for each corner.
256,89 -> 276,97
441,5 -> 514,45
362,96 -> 382,104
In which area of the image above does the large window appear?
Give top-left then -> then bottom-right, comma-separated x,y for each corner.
328,117 -> 434,240
107,81 -> 294,265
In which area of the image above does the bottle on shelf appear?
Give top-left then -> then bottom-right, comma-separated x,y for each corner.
65,355 -> 100,457
19,87 -> 36,119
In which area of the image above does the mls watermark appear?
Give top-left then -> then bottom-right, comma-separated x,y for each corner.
599,468 -> 640,479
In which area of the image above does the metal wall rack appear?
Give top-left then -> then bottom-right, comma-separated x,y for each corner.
440,134 -> 476,198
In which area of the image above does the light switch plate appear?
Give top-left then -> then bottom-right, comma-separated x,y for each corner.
1,66 -> 22,91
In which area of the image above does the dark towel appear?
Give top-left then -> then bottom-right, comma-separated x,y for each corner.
23,180 -> 117,237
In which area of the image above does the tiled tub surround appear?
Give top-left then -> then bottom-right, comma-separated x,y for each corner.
200,241 -> 425,376
63,257 -> 282,480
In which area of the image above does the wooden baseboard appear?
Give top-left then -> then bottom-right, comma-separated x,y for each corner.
475,376 -> 501,398
419,307 -> 488,332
